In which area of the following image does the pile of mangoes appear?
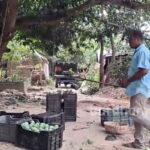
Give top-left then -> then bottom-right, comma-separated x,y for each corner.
21,121 -> 59,133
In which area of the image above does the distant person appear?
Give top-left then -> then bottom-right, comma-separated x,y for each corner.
122,30 -> 150,149
55,66 -> 62,74
83,68 -> 87,79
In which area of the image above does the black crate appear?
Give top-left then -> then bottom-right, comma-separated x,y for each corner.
0,111 -> 30,118
64,108 -> 77,122
17,123 -> 64,150
59,128 -> 63,148
100,108 -> 134,126
63,94 -> 77,108
62,94 -> 77,122
46,94 -> 62,113
0,111 -> 6,116
0,115 -> 31,144
65,115 -> 76,122
31,112 -> 65,130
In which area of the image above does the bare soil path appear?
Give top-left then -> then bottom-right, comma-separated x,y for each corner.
0,88 -> 145,150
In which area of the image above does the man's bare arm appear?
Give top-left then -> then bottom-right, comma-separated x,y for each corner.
128,69 -> 148,83
122,69 -> 148,88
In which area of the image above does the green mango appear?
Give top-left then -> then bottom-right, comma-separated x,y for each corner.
30,121 -> 35,127
33,123 -> 40,129
21,122 -> 31,131
40,123 -> 46,129
36,122 -> 40,127
87,139 -> 94,144
54,125 -> 59,129
39,127 -> 45,131
21,122 -> 29,127
30,120 -> 35,124
45,124 -> 49,129
31,127 -> 40,133
45,127 -> 49,131
49,128 -> 53,132
25,125 -> 31,131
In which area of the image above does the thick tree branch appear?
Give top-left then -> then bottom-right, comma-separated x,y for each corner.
16,0 -> 150,30
0,0 -> 18,62
16,0 -> 104,29
105,0 -> 150,10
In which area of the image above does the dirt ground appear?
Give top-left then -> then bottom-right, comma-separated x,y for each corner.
0,87 -> 147,150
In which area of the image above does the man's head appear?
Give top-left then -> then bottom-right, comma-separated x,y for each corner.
129,30 -> 144,49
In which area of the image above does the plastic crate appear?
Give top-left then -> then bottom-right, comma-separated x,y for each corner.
0,114 -> 31,144
64,107 -> 77,122
62,94 -> 77,122
63,94 -> 77,107
31,112 -> 65,130
46,94 -> 62,113
0,111 -> 30,118
17,123 -> 64,150
101,108 -> 134,126
59,128 -> 63,148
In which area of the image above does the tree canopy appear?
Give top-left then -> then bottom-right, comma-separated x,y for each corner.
0,0 -> 150,63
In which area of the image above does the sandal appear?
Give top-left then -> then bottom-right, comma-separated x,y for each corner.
122,142 -> 143,149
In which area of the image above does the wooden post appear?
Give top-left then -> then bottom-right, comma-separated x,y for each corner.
99,38 -> 104,88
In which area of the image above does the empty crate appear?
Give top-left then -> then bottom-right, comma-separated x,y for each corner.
0,113 -> 31,144
46,94 -> 62,113
63,94 -> 77,121
101,108 -> 134,126
46,93 -> 77,122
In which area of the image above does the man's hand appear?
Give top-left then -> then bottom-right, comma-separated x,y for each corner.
122,79 -> 131,88
121,69 -> 148,88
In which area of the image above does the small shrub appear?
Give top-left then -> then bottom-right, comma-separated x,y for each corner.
47,78 -> 55,88
80,66 -> 99,95
110,56 -> 132,85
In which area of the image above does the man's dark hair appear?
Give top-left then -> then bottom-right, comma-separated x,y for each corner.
130,30 -> 144,41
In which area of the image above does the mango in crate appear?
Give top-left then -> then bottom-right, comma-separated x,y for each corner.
54,125 -> 59,129
31,126 -> 40,133
21,122 -> 30,131
40,123 -> 46,129
34,122 -> 40,128
21,121 -> 59,133
30,120 -> 35,127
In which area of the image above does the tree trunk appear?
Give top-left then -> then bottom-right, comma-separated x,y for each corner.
0,0 -> 18,63
99,38 -> 104,88
110,33 -> 116,63
105,33 -> 116,83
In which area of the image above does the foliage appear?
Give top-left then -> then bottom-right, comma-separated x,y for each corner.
56,38 -> 98,66
0,68 -> 29,83
47,77 -> 55,88
110,56 -> 132,85
80,65 -> 99,95
2,40 -> 32,63
18,0 -> 87,17
12,0 -> 150,66
11,70 -> 24,82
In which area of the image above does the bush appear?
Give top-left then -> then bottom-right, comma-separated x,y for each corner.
47,78 -> 55,88
110,56 -> 132,85
80,66 -> 99,95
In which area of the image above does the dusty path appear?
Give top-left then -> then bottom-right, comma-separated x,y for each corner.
0,89 -> 145,150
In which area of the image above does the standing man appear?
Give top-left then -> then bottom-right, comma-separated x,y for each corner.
123,30 -> 150,149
